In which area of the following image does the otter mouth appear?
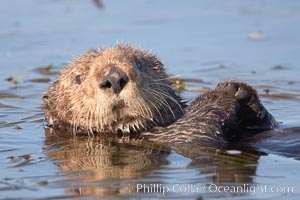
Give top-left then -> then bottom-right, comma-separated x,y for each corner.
110,115 -> 153,135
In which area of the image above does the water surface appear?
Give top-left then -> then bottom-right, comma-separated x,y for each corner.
1,0 -> 300,199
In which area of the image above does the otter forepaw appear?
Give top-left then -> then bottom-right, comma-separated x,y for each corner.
216,81 -> 277,137
217,81 -> 258,105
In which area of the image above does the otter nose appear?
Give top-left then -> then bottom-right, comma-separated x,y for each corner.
99,71 -> 129,94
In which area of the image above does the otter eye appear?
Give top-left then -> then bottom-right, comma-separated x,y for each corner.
75,75 -> 82,84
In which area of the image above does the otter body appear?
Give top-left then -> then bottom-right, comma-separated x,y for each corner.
43,45 -> 277,144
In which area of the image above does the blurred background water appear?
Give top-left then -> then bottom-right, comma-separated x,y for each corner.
0,0 -> 300,199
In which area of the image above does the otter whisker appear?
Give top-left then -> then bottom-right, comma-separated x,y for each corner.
151,88 -> 185,115
123,97 -> 152,133
81,100 -> 91,131
82,99 -> 97,134
132,95 -> 162,129
96,95 -> 107,132
143,90 -> 169,123
143,96 -> 164,124
150,91 -> 175,119
144,89 -> 171,116
136,96 -> 155,119
151,75 -> 180,82
149,82 -> 176,91
149,82 -> 185,112
71,106 -> 82,135
138,99 -> 152,118
96,98 -> 104,132
147,88 -> 177,119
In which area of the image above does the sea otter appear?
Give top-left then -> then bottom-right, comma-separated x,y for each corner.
43,44 -> 277,145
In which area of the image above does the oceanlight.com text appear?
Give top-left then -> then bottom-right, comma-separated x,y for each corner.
131,183 -> 294,196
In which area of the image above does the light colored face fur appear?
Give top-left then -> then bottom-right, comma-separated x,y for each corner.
44,45 -> 185,135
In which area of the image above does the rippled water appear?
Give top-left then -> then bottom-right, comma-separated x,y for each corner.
1,0 -> 300,199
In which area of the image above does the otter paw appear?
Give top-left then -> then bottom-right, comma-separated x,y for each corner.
216,81 -> 259,108
217,81 -> 278,132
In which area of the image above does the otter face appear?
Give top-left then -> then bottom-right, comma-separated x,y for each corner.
44,45 -> 185,135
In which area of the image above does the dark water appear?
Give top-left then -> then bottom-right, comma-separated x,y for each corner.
1,0 -> 300,199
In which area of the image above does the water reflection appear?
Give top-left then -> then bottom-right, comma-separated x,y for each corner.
44,128 -> 266,198
44,128 -> 170,196
177,145 -> 261,184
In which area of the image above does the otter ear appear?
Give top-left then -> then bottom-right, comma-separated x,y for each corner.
146,53 -> 164,72
135,53 -> 165,73
149,56 -> 164,72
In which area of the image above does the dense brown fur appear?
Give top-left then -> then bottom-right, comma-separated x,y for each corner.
43,45 -> 185,135
144,81 -> 277,144
43,44 -> 277,144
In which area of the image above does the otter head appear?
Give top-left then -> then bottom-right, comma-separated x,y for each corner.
43,44 -> 186,135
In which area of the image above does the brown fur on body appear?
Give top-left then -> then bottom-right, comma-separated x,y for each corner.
43,44 -> 277,144
144,82 -> 277,144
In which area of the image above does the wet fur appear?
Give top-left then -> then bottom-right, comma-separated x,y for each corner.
43,45 -> 186,135
44,44 -> 277,144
